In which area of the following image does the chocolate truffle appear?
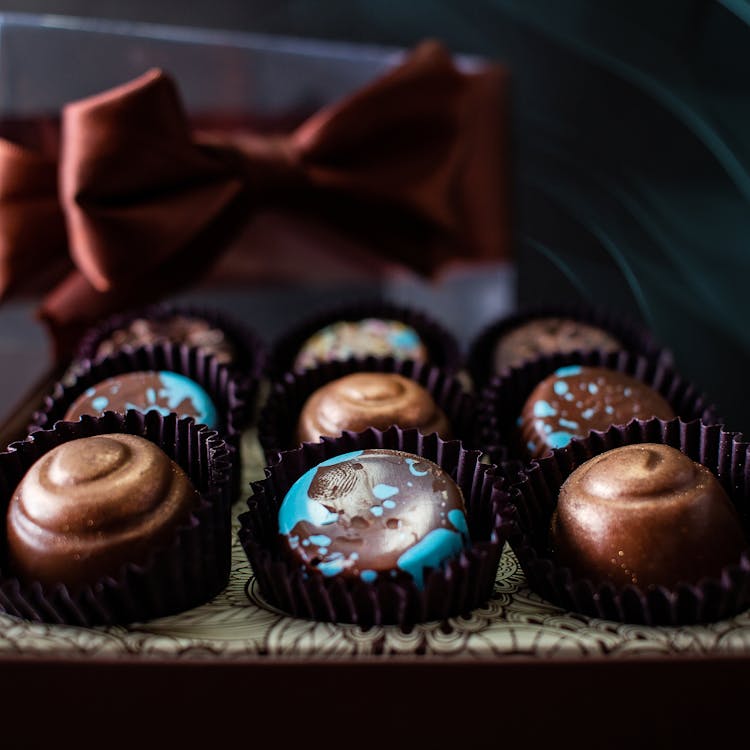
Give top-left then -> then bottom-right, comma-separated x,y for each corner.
95,315 -> 236,364
296,372 -> 451,444
520,365 -> 675,458
63,371 -> 218,427
278,449 -> 470,588
550,443 -> 747,588
6,434 -> 202,587
493,317 -> 622,373
293,318 -> 429,371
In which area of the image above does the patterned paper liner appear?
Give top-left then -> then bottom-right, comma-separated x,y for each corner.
506,417 -> 750,626
475,348 -> 719,466
266,301 -> 462,380
238,426 -> 514,627
465,302 -> 674,392
29,343 -> 252,489
0,411 -> 232,626
258,357 -> 476,464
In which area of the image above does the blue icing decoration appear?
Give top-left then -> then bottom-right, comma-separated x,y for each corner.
382,499 -> 396,509
605,405 -> 615,415
564,393 -> 574,401
157,371 -> 218,427
546,431 -> 573,449
527,441 -> 537,452
302,539 -> 310,546
91,396 -> 109,411
317,553 -> 346,577
318,547 -> 328,555
372,483 -> 399,500
553,381 -> 569,396
588,383 -> 599,395
146,387 -> 157,404
555,365 -> 582,378
360,570 -> 378,583
397,528 -> 466,590
370,506 -> 384,517
389,328 -> 420,349
533,400 -> 557,418
559,418 -> 579,430
308,534 -> 331,547
448,509 -> 470,542
582,408 -> 596,419
277,451 -> 363,536
405,458 -> 429,476
624,387 -> 632,397
85,387 -> 96,397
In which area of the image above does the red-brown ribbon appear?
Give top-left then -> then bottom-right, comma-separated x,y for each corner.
0,40 -> 511,360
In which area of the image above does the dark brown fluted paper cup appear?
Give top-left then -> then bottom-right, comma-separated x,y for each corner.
258,357 -> 476,464
30,342 -> 251,494
475,348 -> 720,466
506,417 -> 750,626
466,303 -> 673,392
267,301 -> 462,380
0,411 -> 232,626
238,426 -> 514,628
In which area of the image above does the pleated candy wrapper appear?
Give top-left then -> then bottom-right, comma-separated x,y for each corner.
0,411 -> 232,626
258,356 -> 477,464
267,300 -> 462,380
238,426 -> 514,627
506,417 -> 750,625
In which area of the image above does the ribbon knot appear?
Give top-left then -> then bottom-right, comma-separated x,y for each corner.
0,40 -> 510,359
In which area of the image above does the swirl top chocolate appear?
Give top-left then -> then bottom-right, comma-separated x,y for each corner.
551,443 -> 747,588
6,434 -> 202,587
520,365 -> 675,458
63,371 -> 218,427
296,372 -> 451,444
293,319 -> 429,371
278,448 -> 469,588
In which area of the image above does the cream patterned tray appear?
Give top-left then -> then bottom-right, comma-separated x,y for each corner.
2,429 -> 750,661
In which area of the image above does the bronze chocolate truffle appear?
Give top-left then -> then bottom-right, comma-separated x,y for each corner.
493,317 -> 622,373
296,372 -> 451,444
520,365 -> 675,458
293,318 -> 429,371
278,448 -> 470,588
63,371 -> 218,427
550,443 -> 747,588
95,315 -> 236,364
6,434 -> 202,587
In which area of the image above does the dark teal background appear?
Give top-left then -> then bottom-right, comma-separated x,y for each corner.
0,1 -> 747,429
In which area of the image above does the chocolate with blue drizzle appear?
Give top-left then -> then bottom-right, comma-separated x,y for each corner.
519,366 -> 674,458
278,449 -> 469,588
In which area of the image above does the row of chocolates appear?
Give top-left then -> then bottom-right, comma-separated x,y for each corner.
0,299 -> 745,630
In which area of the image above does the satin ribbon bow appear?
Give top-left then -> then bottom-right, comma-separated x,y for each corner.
0,40 -> 510,360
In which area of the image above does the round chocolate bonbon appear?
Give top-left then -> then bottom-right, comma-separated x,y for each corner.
520,365 -> 675,458
550,443 -> 747,588
63,371 -> 218,427
492,317 -> 622,373
278,448 -> 470,588
293,318 -> 429,371
296,372 -> 451,444
6,434 -> 203,587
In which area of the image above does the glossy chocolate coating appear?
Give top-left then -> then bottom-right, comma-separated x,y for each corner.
293,318 -> 429,371
64,371 -> 218,427
278,448 -> 469,588
296,372 -> 451,444
95,315 -> 236,364
6,434 -> 202,587
520,365 -> 675,458
551,444 -> 747,588
493,317 -> 622,373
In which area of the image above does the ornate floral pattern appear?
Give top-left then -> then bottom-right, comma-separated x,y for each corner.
2,430 -> 750,661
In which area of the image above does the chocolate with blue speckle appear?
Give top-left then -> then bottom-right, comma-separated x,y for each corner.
278,449 -> 469,588
520,366 -> 675,458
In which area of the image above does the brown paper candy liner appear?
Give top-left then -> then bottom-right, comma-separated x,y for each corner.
238,426 -> 514,627
266,300 -> 462,380
0,411 -> 232,626
258,357 -> 476,465
30,343 -> 251,491
73,302 -> 267,426
506,417 -> 750,625
466,302 -> 673,392
475,348 -> 720,466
